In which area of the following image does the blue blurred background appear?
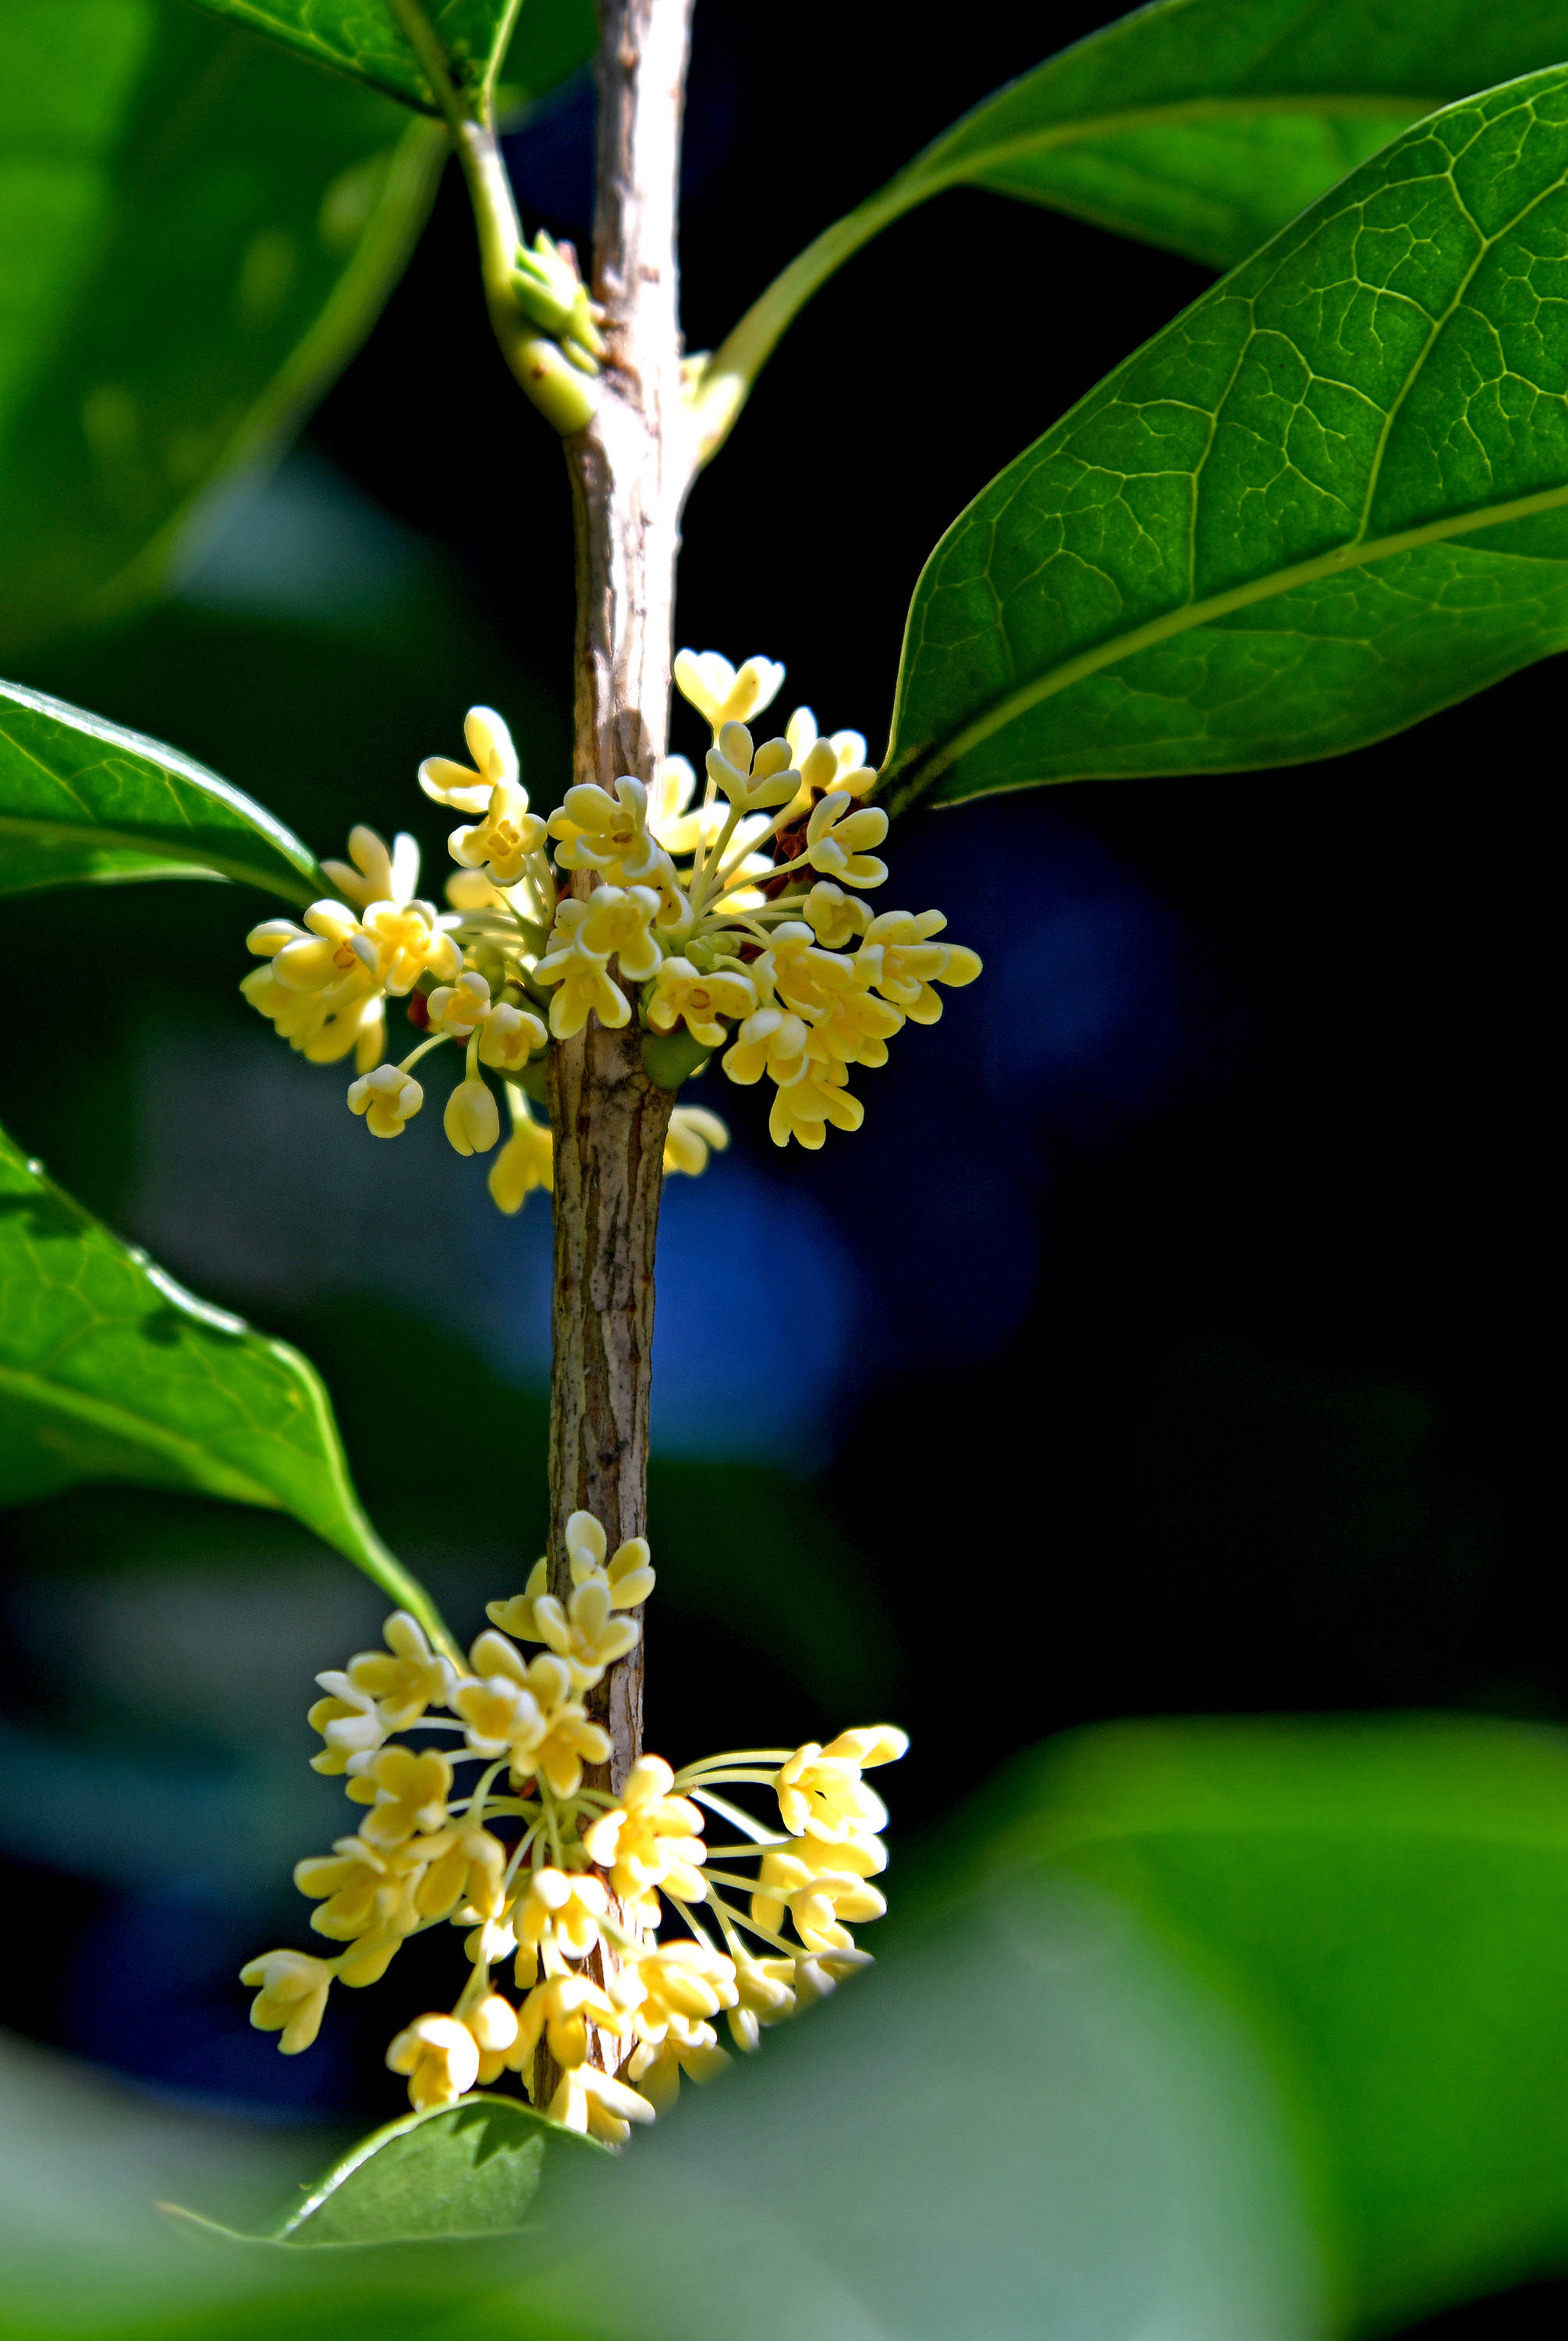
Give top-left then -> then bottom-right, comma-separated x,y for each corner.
0,2 -> 1556,2329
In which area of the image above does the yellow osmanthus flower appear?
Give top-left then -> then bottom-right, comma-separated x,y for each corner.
804,791 -> 889,889
806,984 -> 904,1071
386,2012 -> 480,2108
478,1000 -> 548,1071
426,970 -> 492,1036
673,648 -> 784,732
784,709 -> 877,807
295,1834 -> 425,1943
419,705 -> 520,815
548,778 -> 669,888
728,1952 -> 797,2050
307,1671 -> 385,1774
450,780 -> 547,889
346,1611 -> 458,1731
582,1755 -> 707,1910
799,879 -> 872,948
858,911 -> 982,1022
750,1850 -> 887,1952
513,1973 -> 624,2076
534,936 -> 630,1039
351,1746 -> 454,1847
241,1950 -> 335,2055
721,1006 -> 809,1087
704,723 -> 800,815
445,1076 -> 502,1157
646,957 -> 757,1048
347,1064 -> 423,1138
321,825 -> 423,912
465,1990 -> 521,2083
454,1632 -> 612,1796
551,2062 -> 656,2145
776,1728 -> 908,1841
664,1104 -> 729,1175
488,1101 -> 555,1213
767,1060 -> 864,1151
513,1865 -> 608,1985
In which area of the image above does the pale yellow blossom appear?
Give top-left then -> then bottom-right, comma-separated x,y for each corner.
346,1611 -> 458,1731
241,1949 -> 334,2055
785,709 -> 876,805
805,983 -> 903,1071
387,2012 -> 479,2108
488,1109 -> 554,1213
728,1952 -> 797,2050
548,778 -> 667,887
704,723 -> 800,815
477,1000 -> 547,1071
755,924 -> 854,1018
464,1991 -> 520,2084
798,879 -> 872,949
445,1076 -> 501,1157
804,791 -> 888,890
750,1849 -> 886,1951
582,1755 -> 706,1908
646,957 -> 757,1048
321,826 -> 422,911
360,899 -> 463,995
673,648 -> 784,732
353,1746 -> 453,1848
415,1824 -> 509,1926
857,910 -> 982,1022
565,1510 -> 657,1605
295,1834 -> 424,1943
525,1574 -> 641,1691
548,2062 -> 656,2144
767,1061 -> 864,1150
347,1062 -> 423,1138
419,705 -> 519,816
307,1671 -> 386,1774
512,1973 -> 623,2075
576,883 -> 664,980
252,900 -> 378,1000
449,781 -> 546,888
533,936 -> 630,1039
721,1005 -> 810,1087
626,2032 -> 730,2110
776,1728 -> 906,1840
664,1105 -> 729,1176
426,970 -> 492,1036
513,1866 -> 608,1985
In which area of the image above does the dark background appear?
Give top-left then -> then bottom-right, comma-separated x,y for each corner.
0,7 -> 1552,2319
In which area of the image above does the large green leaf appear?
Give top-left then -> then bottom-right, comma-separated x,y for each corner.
0,678 -> 320,901
0,1115 -> 451,1649
693,0 -> 1568,456
0,0 -> 442,656
882,66 -> 1568,812
1007,1718 -> 1568,2332
179,0 -> 594,115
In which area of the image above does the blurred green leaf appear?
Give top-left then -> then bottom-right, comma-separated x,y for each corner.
0,677 -> 320,902
891,0 -> 1568,272
0,1116 -> 451,1649
247,2097 -> 606,2245
1007,1716 -> 1568,2332
0,0 -> 442,655
179,0 -> 591,114
882,69 -> 1568,812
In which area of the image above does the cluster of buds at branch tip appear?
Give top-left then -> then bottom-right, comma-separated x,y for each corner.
242,1511 -> 908,2144
502,230 -> 605,435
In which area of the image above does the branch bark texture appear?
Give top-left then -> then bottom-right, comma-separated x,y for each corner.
541,0 -> 696,2093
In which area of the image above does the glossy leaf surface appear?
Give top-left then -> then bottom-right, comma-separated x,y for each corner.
883,68 -> 1568,812
0,0 -> 441,655
1013,1717 -> 1568,2330
273,2097 -> 606,2244
0,1117 -> 445,1638
0,678 -> 320,902
903,0 -> 1568,271
179,0 -> 594,114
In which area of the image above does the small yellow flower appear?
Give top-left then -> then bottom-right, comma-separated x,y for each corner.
241,967 -> 385,1069
804,791 -> 889,890
625,2032 -> 730,2111
240,1949 -> 334,2055
347,1062 -> 423,1138
513,1973 -> 623,2075
766,1061 -> 864,1150
335,1931 -> 403,1988
488,1110 -> 554,1213
728,1952 -> 797,2050
704,723 -> 800,815
252,901 -> 378,1000
464,1990 -> 520,2084
857,910 -> 982,1023
451,1636 -> 568,1762
785,709 -> 876,803
449,780 -> 546,887
419,705 -> 519,816
427,970 -> 492,1036
294,1834 -> 424,1942
646,754 -> 711,858
647,959 -> 757,1048
346,1611 -> 458,1730
797,879 -> 872,949
548,777 -> 667,887
477,1001 -> 547,1072
361,898 -> 463,995
548,2062 -> 656,2144
445,1076 -> 501,1156
721,1005 -> 810,1087
805,984 -> 903,1070
582,1755 -> 707,1907
416,1824 -> 509,1925
526,1574 -> 641,1691
353,1746 -> 454,1849
533,936 -> 630,1040
776,1728 -> 906,1839
750,1849 -> 886,1951
755,924 -> 853,1018
321,825 -> 422,911
673,648 -> 784,732
445,869 -> 509,911
513,1866 -> 609,1984
386,2012 -> 479,2109
664,1105 -> 729,1176
576,883 -> 664,980
307,1671 -> 386,1774
613,1939 -> 738,2045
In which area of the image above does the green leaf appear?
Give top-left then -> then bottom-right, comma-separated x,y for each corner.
178,0 -> 591,115
693,0 -> 1568,457
0,1114 -> 451,1649
1006,1716 -> 1568,2332
267,2097 -> 606,2246
0,0 -> 442,655
0,677 -> 321,902
882,66 -> 1568,813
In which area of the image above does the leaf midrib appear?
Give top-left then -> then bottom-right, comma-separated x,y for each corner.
0,813 -> 314,903
885,475 -> 1568,805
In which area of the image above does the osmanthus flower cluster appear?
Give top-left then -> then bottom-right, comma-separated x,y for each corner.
238,652 -> 979,1189
242,1510 -> 906,2143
